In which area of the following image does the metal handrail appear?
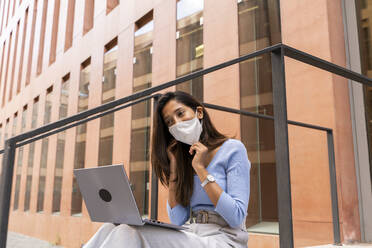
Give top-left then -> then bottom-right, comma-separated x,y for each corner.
0,43 -> 369,248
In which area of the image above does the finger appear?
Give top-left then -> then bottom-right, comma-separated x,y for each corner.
192,143 -> 206,152
189,145 -> 200,154
193,142 -> 206,150
190,143 -> 200,150
189,146 -> 197,155
189,145 -> 194,154
190,145 -> 202,154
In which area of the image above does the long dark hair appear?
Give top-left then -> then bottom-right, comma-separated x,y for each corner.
151,91 -> 227,206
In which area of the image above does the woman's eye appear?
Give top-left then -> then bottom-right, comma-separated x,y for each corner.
177,111 -> 184,117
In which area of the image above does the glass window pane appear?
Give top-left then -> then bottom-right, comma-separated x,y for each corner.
238,0 -> 281,233
52,76 -> 70,213
71,60 -> 90,216
24,99 -> 38,211
4,120 -> 9,142
13,105 -> 27,201
98,39 -> 117,166
0,125 -> 2,147
176,0 -> 204,101
37,90 -> 53,212
24,142 -> 35,211
12,113 -> 17,136
31,99 -> 39,129
130,15 -> 153,218
13,146 -> 24,210
356,0 -> 372,179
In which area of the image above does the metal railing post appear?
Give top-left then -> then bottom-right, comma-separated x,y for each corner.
150,95 -> 160,219
0,139 -> 16,248
271,48 -> 294,248
327,131 -> 341,244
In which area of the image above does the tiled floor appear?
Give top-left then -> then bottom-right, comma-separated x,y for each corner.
6,232 -> 63,248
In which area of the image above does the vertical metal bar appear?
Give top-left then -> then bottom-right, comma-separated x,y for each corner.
150,95 -> 160,219
0,139 -> 16,248
327,130 -> 341,244
271,48 -> 294,248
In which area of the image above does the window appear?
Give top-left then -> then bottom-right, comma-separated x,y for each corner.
64,0 -> 75,51
21,105 -> 27,131
0,1 -> 6,34
0,123 -> 2,174
237,0 -> 281,234
71,58 -> 90,215
13,106 -> 27,210
357,0 -> 372,182
25,0 -> 38,85
36,0 -> 49,75
9,21 -> 20,101
52,74 -> 70,213
37,87 -> 53,212
176,0 -> 204,101
31,96 -> 39,129
83,0 -> 94,35
4,119 -> 9,144
16,8 -> 29,93
5,0 -> 11,27
98,37 -> 117,166
0,42 -> 6,95
11,112 -> 17,136
24,97 -> 39,211
129,11 -> 153,218
49,0 -> 61,64
2,32 -> 13,106
0,124 -> 2,148
12,0 -> 16,16
106,0 -> 119,14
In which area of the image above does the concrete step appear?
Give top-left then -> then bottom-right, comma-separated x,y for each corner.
6,232 -> 63,248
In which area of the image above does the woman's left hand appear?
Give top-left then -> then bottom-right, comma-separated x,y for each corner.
189,142 -> 209,171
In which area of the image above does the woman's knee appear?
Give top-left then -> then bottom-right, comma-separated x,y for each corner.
100,224 -> 143,247
111,224 -> 139,236
99,223 -> 116,232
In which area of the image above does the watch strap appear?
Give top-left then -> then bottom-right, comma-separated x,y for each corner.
201,174 -> 215,188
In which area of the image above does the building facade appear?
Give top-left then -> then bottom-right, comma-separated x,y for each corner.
0,0 -> 370,247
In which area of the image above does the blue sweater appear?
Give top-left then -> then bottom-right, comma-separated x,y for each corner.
166,139 -> 251,228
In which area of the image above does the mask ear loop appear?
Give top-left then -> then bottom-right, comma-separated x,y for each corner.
196,109 -> 203,126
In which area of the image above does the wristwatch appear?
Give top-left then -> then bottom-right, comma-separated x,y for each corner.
201,174 -> 216,188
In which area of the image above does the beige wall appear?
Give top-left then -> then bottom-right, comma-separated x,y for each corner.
281,0 -> 361,246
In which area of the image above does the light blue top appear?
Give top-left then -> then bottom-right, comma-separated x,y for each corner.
166,139 -> 251,228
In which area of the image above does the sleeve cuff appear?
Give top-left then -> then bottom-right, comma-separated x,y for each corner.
215,191 -> 232,216
166,201 -> 189,225
215,191 -> 242,228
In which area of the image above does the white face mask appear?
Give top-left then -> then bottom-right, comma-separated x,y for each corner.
168,112 -> 203,145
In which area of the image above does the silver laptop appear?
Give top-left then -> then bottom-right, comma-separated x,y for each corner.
74,164 -> 187,230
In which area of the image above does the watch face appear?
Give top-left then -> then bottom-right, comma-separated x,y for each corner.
207,174 -> 215,182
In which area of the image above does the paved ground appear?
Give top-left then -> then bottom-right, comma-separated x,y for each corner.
307,244 -> 372,247
6,232 -> 63,248
6,231 -> 372,248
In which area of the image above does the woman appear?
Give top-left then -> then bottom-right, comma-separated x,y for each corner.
84,91 -> 251,248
